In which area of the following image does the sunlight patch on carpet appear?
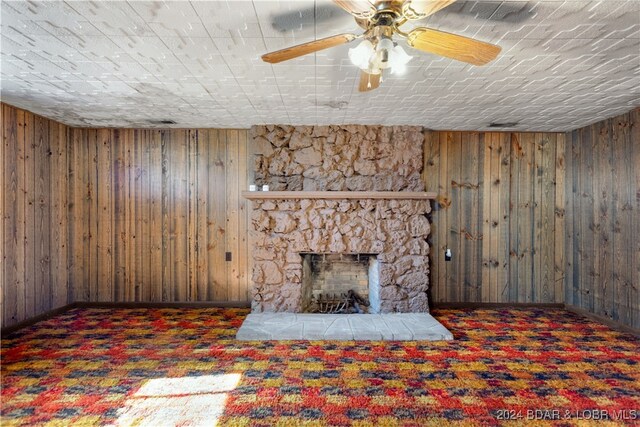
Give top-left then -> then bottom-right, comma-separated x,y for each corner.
115,374 -> 241,426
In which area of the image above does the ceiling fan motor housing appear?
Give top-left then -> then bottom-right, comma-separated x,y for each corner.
372,11 -> 398,27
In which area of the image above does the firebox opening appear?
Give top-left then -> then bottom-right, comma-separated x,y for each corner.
301,253 -> 380,314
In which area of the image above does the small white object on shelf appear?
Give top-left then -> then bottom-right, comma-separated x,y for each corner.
262,185 -> 269,191
249,184 -> 256,191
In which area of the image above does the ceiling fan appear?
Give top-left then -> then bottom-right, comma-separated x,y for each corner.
261,0 -> 501,92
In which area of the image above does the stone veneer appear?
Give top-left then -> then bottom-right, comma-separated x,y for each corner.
250,198 -> 431,313
251,125 -> 425,191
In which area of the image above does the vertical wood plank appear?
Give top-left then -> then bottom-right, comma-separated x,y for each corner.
488,133 -> 501,302
465,132 -> 481,301
245,129 -> 255,303
0,105 -> 4,327
237,130 -> 250,302
148,130 -> 163,302
23,111 -> 35,319
580,125 -> 595,311
50,121 -> 68,308
130,130 -> 139,301
195,130 -> 209,301
143,130 -> 152,301
135,130 -> 150,301
436,131 -> 448,302
571,129 -> 583,308
172,130 -> 189,301
68,129 -> 83,302
129,130 -> 137,302
630,109 -> 640,329
96,129 -> 112,301
34,115 -> 51,314
87,130 -> 98,301
447,132 -> 461,302
532,133 -> 543,303
161,130 -> 171,302
540,133 -> 556,303
226,130 -> 240,301
210,130 -> 227,301
80,129 -> 90,302
564,131 -> 575,306
180,130 -> 190,301
457,131 -> 470,300
113,129 -> 126,302
126,130 -> 136,301
167,130 -> 177,301
594,120 -> 614,318
475,133 -> 485,302
554,133 -> 566,304
497,133 -> 511,302
2,105 -> 21,324
188,130 -> 198,300
508,133 -> 521,302
519,133 -> 535,302
481,132 -> 492,302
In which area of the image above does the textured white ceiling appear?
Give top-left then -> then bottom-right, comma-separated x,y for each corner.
1,0 -> 638,131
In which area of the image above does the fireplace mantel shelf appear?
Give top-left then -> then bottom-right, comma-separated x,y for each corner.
242,191 -> 437,200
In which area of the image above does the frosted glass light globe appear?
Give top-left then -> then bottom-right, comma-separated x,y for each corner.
348,40 -> 375,70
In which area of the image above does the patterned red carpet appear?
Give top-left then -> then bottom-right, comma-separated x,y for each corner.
2,308 -> 639,426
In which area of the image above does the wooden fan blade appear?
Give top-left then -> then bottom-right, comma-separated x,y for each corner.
262,33 -> 357,64
333,0 -> 377,19
402,0 -> 457,20
407,27 -> 501,65
359,71 -> 381,92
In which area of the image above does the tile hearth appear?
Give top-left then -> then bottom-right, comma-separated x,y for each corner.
236,313 -> 453,341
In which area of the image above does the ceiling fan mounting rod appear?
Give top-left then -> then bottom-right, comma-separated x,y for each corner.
374,0 -> 403,15
369,24 -> 394,40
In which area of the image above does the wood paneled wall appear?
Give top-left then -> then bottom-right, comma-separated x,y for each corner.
2,103 -> 70,328
3,101 -> 638,330
67,127 -> 253,305
2,103 -> 253,328
423,131 -> 566,304
565,108 -> 639,329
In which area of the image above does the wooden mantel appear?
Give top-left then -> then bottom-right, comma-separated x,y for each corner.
241,191 -> 437,200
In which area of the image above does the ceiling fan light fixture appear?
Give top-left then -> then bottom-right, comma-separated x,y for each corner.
348,39 -> 375,70
392,45 -> 412,64
261,0 -> 503,92
390,63 -> 407,75
376,36 -> 395,52
389,44 -> 413,74
374,36 -> 395,69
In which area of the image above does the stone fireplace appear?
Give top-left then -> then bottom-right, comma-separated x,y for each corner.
250,197 -> 432,313
246,124 -> 433,314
